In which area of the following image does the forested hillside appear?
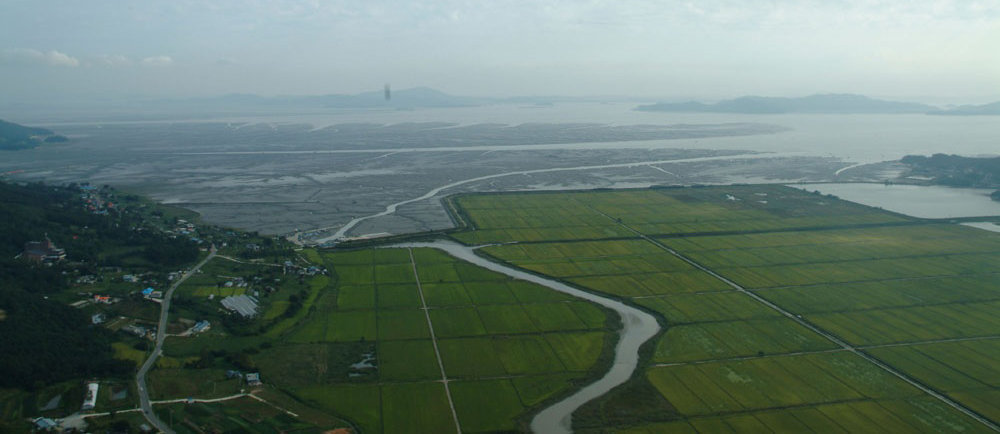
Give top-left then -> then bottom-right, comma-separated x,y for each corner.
0,181 -> 199,390
0,119 -> 68,150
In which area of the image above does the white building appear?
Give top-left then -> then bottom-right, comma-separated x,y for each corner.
81,382 -> 99,410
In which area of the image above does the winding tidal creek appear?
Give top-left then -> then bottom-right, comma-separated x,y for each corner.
390,240 -> 661,433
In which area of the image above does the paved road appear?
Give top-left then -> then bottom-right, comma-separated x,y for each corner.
136,246 -> 217,434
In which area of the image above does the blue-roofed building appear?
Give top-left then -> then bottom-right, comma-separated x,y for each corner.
192,320 -> 211,333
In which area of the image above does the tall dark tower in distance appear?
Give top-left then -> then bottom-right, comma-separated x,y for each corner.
384,83 -> 391,101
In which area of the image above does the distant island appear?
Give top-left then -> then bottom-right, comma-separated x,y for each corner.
636,94 -> 936,114
900,154 -> 1000,200
0,119 -> 68,150
927,101 -> 1000,116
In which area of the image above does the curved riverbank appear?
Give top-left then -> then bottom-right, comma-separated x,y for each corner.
389,240 -> 660,433
309,152 -> 768,244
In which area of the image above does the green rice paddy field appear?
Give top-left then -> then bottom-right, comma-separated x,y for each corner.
260,247 -> 614,433
154,185 -> 997,433
458,185 -> 999,432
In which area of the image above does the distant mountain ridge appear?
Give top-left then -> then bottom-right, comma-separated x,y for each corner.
636,94 -> 937,114
928,101 -> 1000,116
0,119 -> 68,150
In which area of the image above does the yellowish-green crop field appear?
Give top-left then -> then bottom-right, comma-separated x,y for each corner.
458,185 -> 999,432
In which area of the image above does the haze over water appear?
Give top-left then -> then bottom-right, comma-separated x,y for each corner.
24,102 -> 1000,163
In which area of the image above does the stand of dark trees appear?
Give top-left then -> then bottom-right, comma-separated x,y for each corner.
0,288 -> 134,389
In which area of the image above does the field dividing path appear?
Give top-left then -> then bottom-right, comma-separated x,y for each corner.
407,248 -> 463,434
590,207 -> 1000,432
136,246 -> 217,434
390,241 -> 660,434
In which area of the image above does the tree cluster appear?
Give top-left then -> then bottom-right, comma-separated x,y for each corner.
0,288 -> 133,389
901,154 -> 1000,189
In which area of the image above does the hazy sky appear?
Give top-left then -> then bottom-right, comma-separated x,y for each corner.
2,0 -> 999,104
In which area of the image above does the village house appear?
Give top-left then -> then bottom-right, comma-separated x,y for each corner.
192,320 -> 211,333
245,372 -> 262,387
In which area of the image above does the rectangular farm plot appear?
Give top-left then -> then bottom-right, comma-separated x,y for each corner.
711,253 -> 1000,289
323,249 -> 374,265
544,332 -> 606,371
511,373 -> 581,407
325,311 -> 377,342
455,192 -> 632,240
568,301 -> 610,329
378,339 -> 441,381
484,242 -> 727,297
477,305 -> 539,334
453,262 -> 510,282
633,292 -> 781,324
377,309 -> 431,340
650,397 -> 989,433
487,240 -> 693,273
336,285 -> 376,309
652,318 -> 837,363
507,280 -> 574,303
380,382 -> 456,434
428,306 -> 489,338
494,335 -> 567,374
371,248 -> 413,264
410,247 -> 456,264
463,281 -> 519,304
808,300 -> 1000,345
373,263 -> 416,284
416,262 -> 462,283
868,339 -> 1000,421
666,224 -> 1000,263
522,302 -> 589,332
646,352 -> 922,416
438,335 -> 573,378
332,265 -> 373,285
375,283 -> 421,309
450,379 -> 525,432
420,282 -> 473,307
566,271 -> 726,297
438,337 -> 508,378
757,275 -> 1000,314
297,384 -> 381,434
289,310 -> 377,343
288,318 -> 327,343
